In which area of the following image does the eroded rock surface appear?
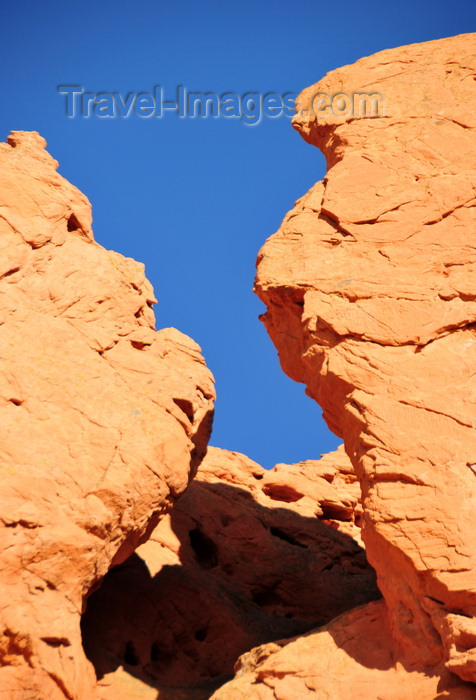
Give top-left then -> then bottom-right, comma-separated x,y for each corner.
0,132 -> 214,699
244,33 -> 476,695
81,446 -> 380,699
212,601 -> 476,700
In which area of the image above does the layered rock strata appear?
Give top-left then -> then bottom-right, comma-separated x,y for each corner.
244,32 -> 476,694
0,131 -> 215,699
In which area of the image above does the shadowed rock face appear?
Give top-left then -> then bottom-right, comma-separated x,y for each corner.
224,32 -> 476,697
0,132 -> 214,699
81,446 -> 380,699
212,601 -> 476,700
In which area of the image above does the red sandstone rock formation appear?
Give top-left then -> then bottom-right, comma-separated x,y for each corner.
81,446 -> 379,699
0,132 -> 214,699
3,32 -> 476,700
213,33 -> 476,698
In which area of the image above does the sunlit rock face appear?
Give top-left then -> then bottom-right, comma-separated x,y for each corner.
0,131 -> 214,699
229,32 -> 476,698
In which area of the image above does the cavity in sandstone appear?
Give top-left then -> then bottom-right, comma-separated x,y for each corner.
80,446 -> 380,699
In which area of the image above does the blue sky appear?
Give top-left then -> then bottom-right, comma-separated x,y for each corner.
2,1 -> 474,468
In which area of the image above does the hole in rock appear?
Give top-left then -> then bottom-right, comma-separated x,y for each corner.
173,397 -> 195,423
67,213 -> 81,232
124,640 -> 139,666
130,340 -> 147,350
41,636 -> 69,647
189,528 -> 218,569
150,641 -> 160,661
194,627 -> 207,642
319,502 -> 353,522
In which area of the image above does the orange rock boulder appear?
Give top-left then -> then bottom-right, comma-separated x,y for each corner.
251,33 -> 476,693
0,132 -> 214,699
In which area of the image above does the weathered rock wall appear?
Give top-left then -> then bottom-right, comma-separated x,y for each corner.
0,131 -> 214,699
238,33 -> 476,695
